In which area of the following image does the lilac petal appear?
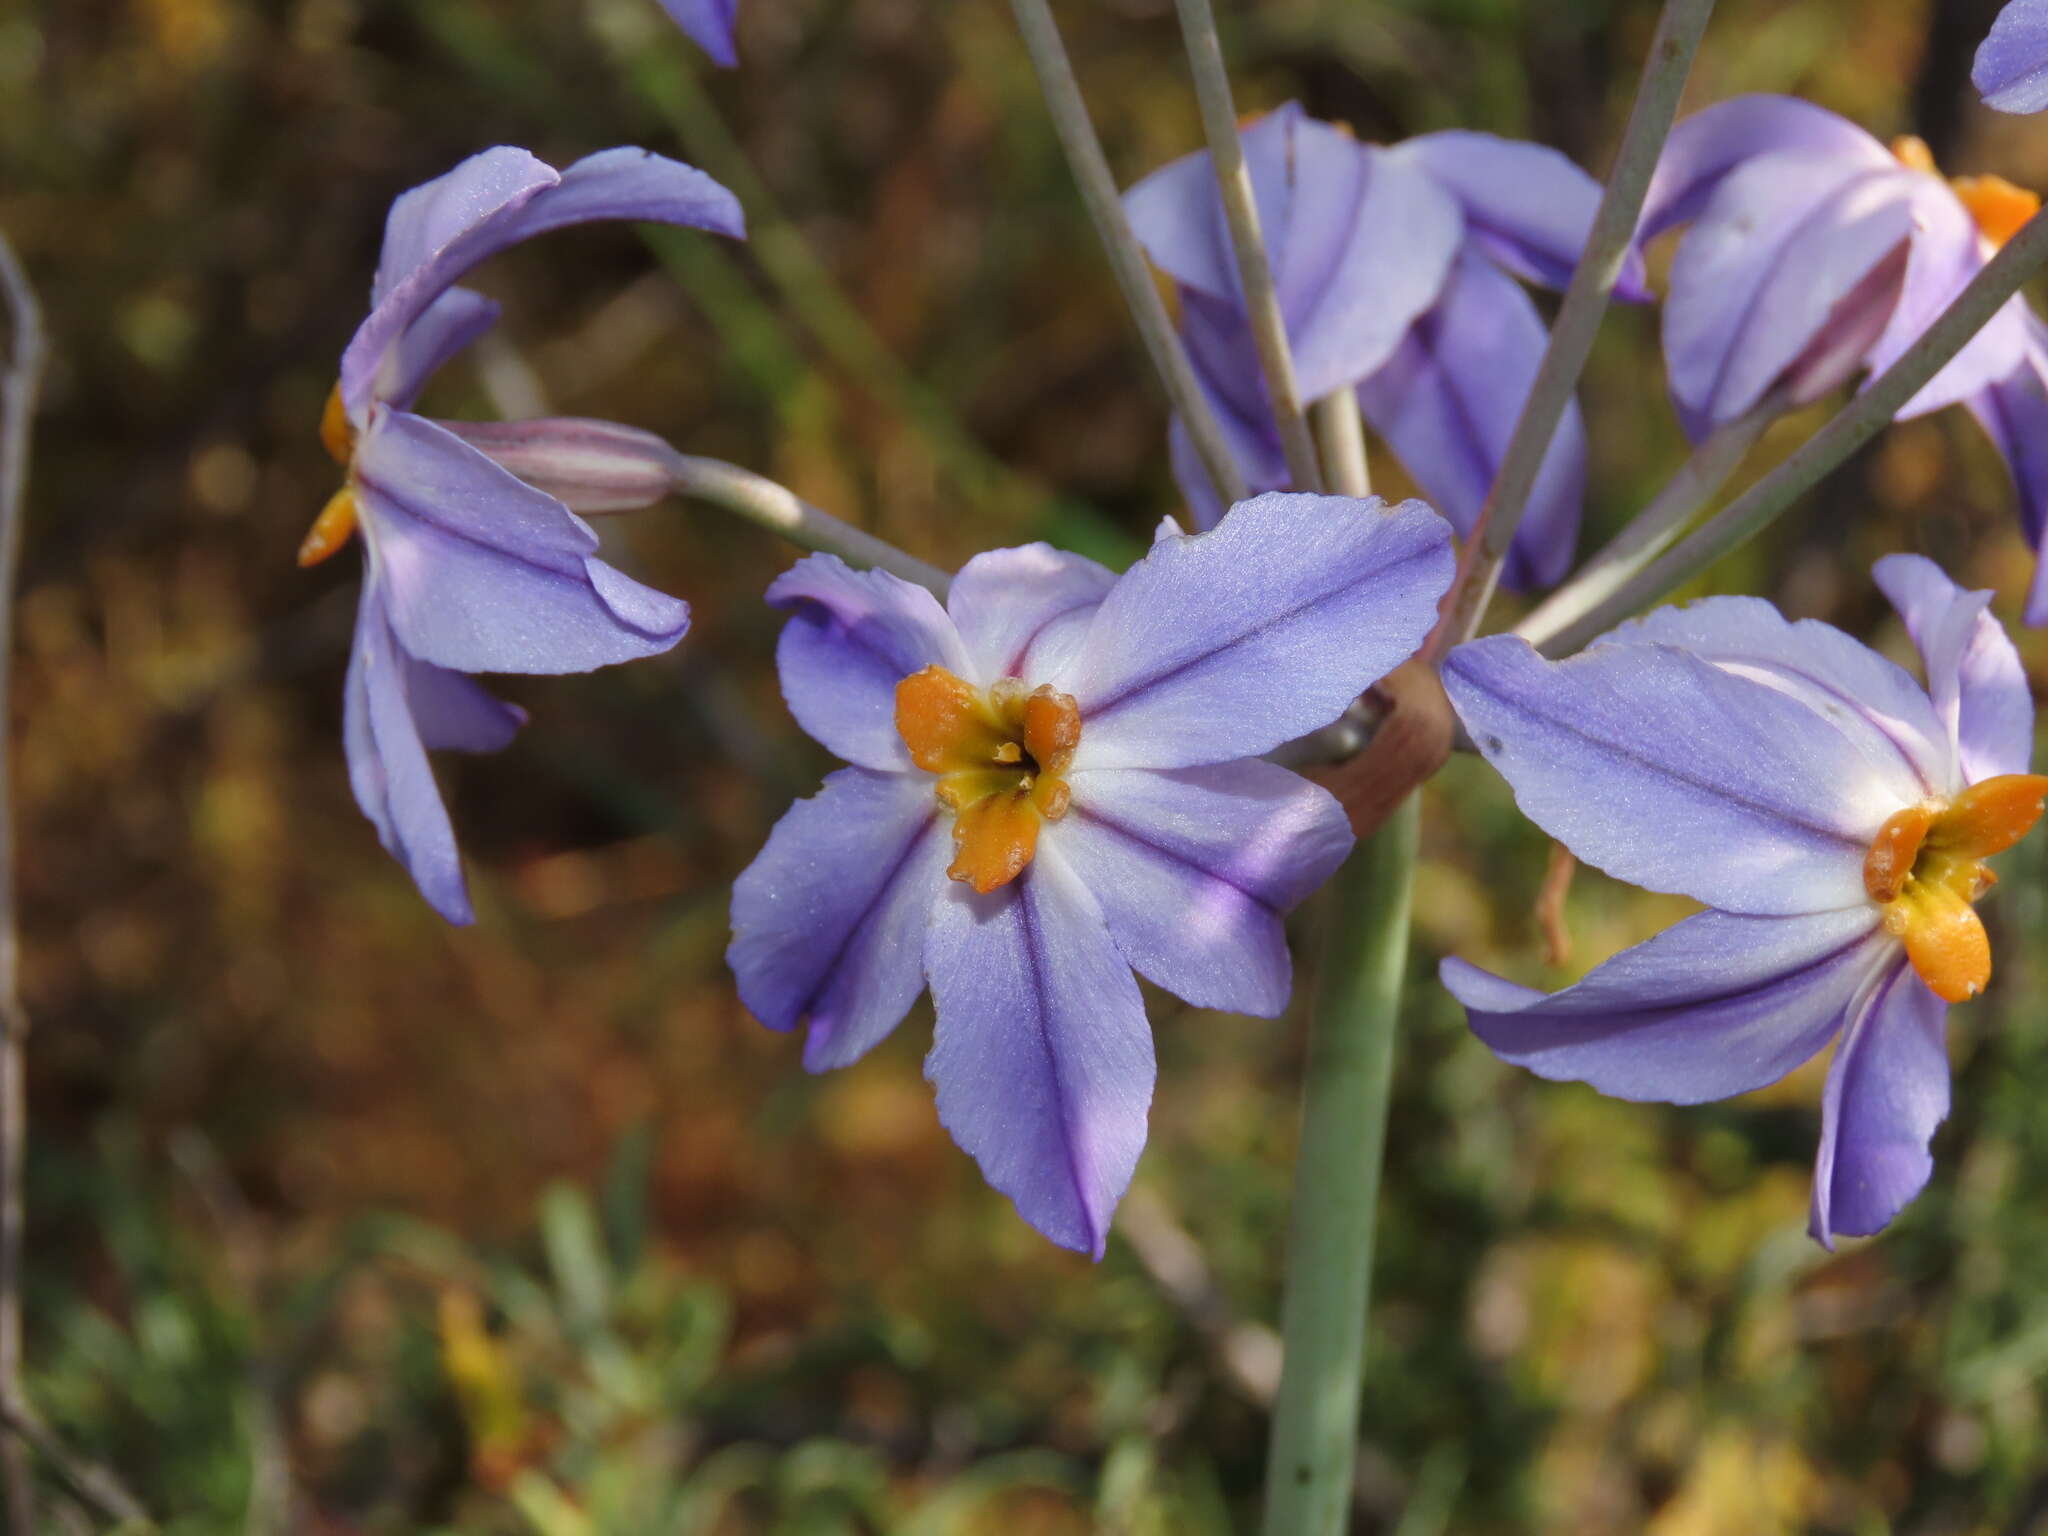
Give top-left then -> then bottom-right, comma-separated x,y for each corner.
1443,906 -> 1889,1102
1398,131 -> 1649,299
768,554 -> 972,772
1810,961 -> 1950,1246
345,148 -> 743,413
1637,95 -> 1893,245
403,654 -> 527,753
344,588 -> 478,925
945,544 -> 1117,684
1976,0 -> 2048,113
659,0 -> 739,67
1868,180 -> 2029,420
1052,759 -> 1353,1016
1664,152 -> 1915,431
1356,250 -> 1587,590
379,287 -> 501,415
1873,554 -> 2034,783
1595,595 -> 1953,802
1443,635 -> 1898,915
1963,332 -> 2048,624
1168,416 -> 1230,533
442,417 -> 676,514
924,844 -> 1154,1257
729,766 -> 950,1072
1056,492 -> 1454,771
353,411 -> 689,675
1127,106 -> 1462,400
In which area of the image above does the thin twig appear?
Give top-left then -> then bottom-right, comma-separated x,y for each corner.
1513,398 -> 1776,647
0,229 -> 41,1536
664,453 -> 953,596
1005,0 -> 1249,511
1537,201 -> 2048,655
1173,0 -> 1321,492
0,233 -> 153,1536
1429,0 -> 1717,655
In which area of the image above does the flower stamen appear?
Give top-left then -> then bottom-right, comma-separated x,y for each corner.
303,382 -> 362,567
1863,774 -> 2048,1002
895,664 -> 1081,893
1891,135 -> 2041,249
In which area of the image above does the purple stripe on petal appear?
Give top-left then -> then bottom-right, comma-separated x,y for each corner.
1444,906 -> 1889,1102
1810,961 -> 1950,1246
1057,493 -> 1454,771
354,411 -> 688,675
1356,249 -> 1586,590
1595,594 -> 1953,801
946,544 -> 1117,684
1052,760 -> 1353,1016
344,587 -> 477,924
1443,635 -> 1896,915
925,844 -> 1154,1257
729,766 -> 949,1072
1637,95 -> 1893,245
1873,554 -> 2035,783
659,0 -> 740,66
767,554 -> 972,772
1976,0 -> 2048,113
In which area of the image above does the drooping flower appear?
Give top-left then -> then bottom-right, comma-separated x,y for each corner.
1637,96 -> 2048,617
1439,556 -> 2043,1245
657,0 -> 739,67
1976,0 -> 2048,114
312,146 -> 745,923
729,493 -> 1455,1253
1124,102 -> 1644,588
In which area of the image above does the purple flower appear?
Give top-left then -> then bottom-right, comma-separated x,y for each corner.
1124,102 -> 1643,589
729,493 -> 1455,1253
313,146 -> 744,923
1439,556 -> 2046,1246
1638,96 -> 2048,619
657,0 -> 739,67
1977,0 -> 2048,114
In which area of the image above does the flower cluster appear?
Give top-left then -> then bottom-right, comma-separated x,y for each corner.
298,0 -> 2048,1258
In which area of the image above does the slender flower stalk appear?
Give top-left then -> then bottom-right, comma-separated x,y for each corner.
1434,0 -> 1717,653
1003,0 -> 1249,510
664,452 -> 952,596
1173,0 -> 1322,492
1310,391 -> 1370,500
1260,794 -> 1419,1536
1538,202 -> 2048,656
1515,398 -> 1777,647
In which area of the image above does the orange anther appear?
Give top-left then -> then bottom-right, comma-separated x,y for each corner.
297,486 -> 360,568
320,382 -> 355,466
1864,802 -> 1937,904
1953,175 -> 2042,249
1897,880 -> 1993,1003
1023,687 -> 1081,781
948,789 -> 1043,894
1932,773 -> 2048,859
895,666 -> 1004,774
1892,135 -> 1938,175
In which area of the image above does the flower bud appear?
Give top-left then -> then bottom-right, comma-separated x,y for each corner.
443,418 -> 677,514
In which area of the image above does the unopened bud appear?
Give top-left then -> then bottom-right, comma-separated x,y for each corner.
444,417 -> 677,514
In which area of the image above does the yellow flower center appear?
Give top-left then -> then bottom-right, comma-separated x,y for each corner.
1862,773 -> 2048,1002
1893,135 -> 2042,249
300,382 -> 359,568
894,665 -> 1081,894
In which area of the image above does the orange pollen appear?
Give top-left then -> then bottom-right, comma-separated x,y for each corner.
894,664 -> 1082,894
1891,136 -> 2042,249
302,381 -> 362,568
1862,773 -> 2048,1003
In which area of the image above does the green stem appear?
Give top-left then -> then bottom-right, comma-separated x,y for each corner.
1260,795 -> 1419,1536
1433,0 -> 1717,654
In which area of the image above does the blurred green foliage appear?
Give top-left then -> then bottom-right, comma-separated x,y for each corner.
7,0 -> 2048,1529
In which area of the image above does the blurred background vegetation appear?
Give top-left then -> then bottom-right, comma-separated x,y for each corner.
4,0 -> 2048,1529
